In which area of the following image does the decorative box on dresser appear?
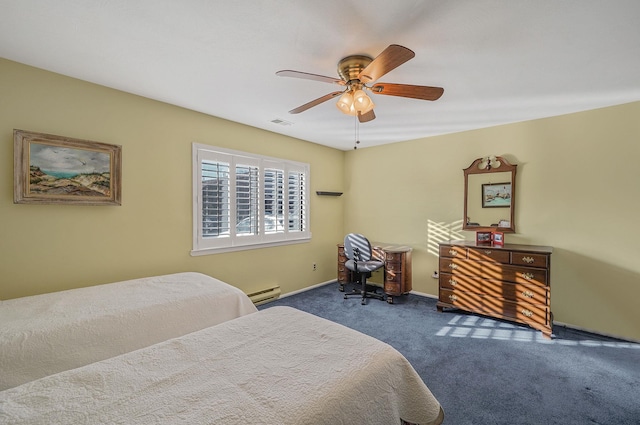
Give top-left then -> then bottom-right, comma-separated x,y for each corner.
437,240 -> 553,338
337,243 -> 412,304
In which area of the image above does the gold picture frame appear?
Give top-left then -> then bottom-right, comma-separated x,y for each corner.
14,130 -> 122,205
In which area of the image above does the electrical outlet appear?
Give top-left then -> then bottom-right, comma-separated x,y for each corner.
313,263 -> 317,271
432,271 -> 439,279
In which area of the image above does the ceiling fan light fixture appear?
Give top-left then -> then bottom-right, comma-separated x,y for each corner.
336,91 -> 355,115
352,89 -> 372,112
361,98 -> 375,114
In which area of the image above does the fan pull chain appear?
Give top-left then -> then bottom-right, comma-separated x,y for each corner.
353,114 -> 361,150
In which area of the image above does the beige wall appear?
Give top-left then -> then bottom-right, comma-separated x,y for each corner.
3,58 -> 639,341
345,101 -> 640,341
0,59 -> 345,299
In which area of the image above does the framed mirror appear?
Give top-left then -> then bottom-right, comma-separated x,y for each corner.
463,156 -> 517,233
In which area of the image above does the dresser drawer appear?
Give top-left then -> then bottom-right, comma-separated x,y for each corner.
483,264 -> 548,286
441,274 -> 548,306
439,257 -> 478,275
439,288 -> 484,311
439,273 -> 484,293
468,247 -> 510,264
511,252 -> 549,268
489,282 -> 548,306
439,245 -> 467,259
494,300 -> 550,328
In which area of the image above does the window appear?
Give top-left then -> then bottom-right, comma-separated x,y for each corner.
192,144 -> 310,255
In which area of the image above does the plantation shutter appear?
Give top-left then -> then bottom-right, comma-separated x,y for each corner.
201,160 -> 230,238
193,144 -> 310,254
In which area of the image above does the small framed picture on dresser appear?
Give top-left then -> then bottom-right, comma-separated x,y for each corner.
476,231 -> 492,245
492,231 -> 504,246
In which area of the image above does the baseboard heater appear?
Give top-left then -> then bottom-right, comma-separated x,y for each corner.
247,285 -> 281,306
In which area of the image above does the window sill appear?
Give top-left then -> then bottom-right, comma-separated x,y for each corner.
190,236 -> 311,256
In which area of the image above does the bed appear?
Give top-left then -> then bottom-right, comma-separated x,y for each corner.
0,306 -> 444,425
0,272 -> 257,390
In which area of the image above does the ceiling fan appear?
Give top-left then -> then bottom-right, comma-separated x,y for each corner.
276,44 -> 444,123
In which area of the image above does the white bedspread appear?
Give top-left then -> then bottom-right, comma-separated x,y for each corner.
0,272 -> 257,390
0,306 -> 444,425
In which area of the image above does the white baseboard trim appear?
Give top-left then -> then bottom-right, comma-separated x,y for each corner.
408,290 -> 438,300
279,280 -> 334,299
553,320 -> 639,343
283,285 -> 441,301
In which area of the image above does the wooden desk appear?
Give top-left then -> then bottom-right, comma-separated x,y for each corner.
337,242 -> 412,304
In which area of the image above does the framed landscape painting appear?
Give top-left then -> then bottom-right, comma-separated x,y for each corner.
13,130 -> 122,205
481,182 -> 511,208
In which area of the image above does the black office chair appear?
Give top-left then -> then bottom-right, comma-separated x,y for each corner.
343,233 -> 385,305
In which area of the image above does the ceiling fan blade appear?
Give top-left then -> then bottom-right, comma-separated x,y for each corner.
358,109 -> 376,123
370,83 -> 444,101
358,44 -> 415,84
276,70 -> 346,85
288,91 -> 344,114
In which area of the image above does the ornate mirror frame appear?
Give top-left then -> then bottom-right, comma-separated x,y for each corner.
463,156 -> 517,233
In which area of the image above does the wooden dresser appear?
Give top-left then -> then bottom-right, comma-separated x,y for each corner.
437,240 -> 553,337
337,243 -> 412,304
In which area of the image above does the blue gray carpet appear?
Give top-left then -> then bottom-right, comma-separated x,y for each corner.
260,283 -> 640,425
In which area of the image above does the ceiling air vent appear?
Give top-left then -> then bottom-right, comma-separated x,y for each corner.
271,118 -> 293,126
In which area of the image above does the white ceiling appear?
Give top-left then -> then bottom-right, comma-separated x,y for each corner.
1,1 -> 640,151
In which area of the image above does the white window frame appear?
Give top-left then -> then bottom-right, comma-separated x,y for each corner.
191,143 -> 311,255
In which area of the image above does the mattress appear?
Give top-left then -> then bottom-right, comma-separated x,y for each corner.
0,272 -> 257,390
0,306 -> 444,425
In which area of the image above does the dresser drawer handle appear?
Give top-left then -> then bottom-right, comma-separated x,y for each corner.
522,272 -> 534,281
448,294 -> 458,302
449,278 -> 458,286
522,256 -> 535,264
448,249 -> 457,256
448,263 -> 458,270
483,250 -> 492,255
521,309 -> 533,318
522,290 -> 534,298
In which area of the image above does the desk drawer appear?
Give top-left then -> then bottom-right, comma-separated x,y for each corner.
384,281 -> 402,296
385,269 -> 403,284
385,260 -> 402,272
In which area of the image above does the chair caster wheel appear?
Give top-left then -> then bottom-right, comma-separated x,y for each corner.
344,294 -> 348,299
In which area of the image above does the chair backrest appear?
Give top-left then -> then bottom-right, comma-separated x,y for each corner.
344,233 -> 373,262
